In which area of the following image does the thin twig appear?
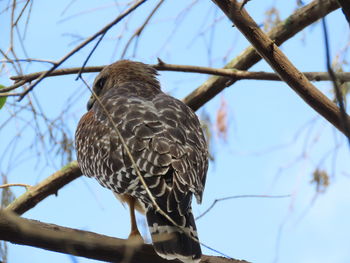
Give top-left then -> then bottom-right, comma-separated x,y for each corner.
17,0 -> 147,101
10,67 -> 102,82
0,92 -> 22,97
13,0 -> 31,27
0,58 -> 56,64
76,31 -> 107,80
6,63 -> 350,94
0,81 -> 25,94
121,0 -> 164,58
321,17 -> 350,146
10,64 -> 350,82
240,0 -> 250,10
196,194 -> 290,220
0,183 -> 31,190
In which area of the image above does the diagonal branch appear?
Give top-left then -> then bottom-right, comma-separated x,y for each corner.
121,0 -> 165,58
5,161 -> 82,215
0,210 -> 248,263
321,17 -> 350,145
183,0 -> 340,110
212,0 -> 350,138
337,0 -> 350,25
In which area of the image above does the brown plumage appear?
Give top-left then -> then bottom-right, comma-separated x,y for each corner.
75,60 -> 208,263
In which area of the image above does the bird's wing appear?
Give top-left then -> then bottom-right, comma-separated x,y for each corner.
92,87 -> 208,214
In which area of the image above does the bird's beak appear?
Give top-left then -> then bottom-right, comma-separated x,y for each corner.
87,95 -> 95,111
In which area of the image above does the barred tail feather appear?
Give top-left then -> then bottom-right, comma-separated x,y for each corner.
146,208 -> 201,263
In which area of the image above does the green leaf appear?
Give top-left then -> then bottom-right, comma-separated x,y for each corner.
0,85 -> 7,110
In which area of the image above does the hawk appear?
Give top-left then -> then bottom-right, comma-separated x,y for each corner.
75,60 -> 208,263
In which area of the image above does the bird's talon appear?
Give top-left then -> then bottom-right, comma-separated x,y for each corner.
127,231 -> 144,245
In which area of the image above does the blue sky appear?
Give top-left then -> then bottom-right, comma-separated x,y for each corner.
1,1 -> 350,263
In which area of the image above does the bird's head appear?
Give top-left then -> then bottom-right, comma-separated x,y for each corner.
87,60 -> 160,110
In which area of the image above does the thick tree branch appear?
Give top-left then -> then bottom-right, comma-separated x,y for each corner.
183,0 -> 340,110
212,0 -> 350,138
5,161 -> 82,215
0,210 -> 247,263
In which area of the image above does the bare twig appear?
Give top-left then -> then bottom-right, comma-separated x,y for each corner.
6,63 -> 350,94
0,58 -> 56,64
13,0 -> 31,27
17,0 -> 147,101
0,92 -> 22,98
76,31 -> 107,80
0,80 -> 26,94
321,17 -> 350,146
0,210 -> 248,263
196,194 -> 290,220
0,183 -> 31,190
183,0 -> 340,110
10,67 -> 103,82
154,61 -> 350,82
212,0 -> 350,138
121,0 -> 164,58
5,161 -> 82,215
240,0 -> 250,10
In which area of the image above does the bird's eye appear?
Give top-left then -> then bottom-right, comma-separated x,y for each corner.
94,77 -> 106,94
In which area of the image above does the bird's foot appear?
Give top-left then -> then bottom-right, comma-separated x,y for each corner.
127,230 -> 144,246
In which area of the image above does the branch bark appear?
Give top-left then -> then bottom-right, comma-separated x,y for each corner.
5,161 -> 82,215
5,63 -> 350,98
183,0 -> 340,110
0,210 -> 247,263
9,63 -> 350,83
211,0 -> 350,138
